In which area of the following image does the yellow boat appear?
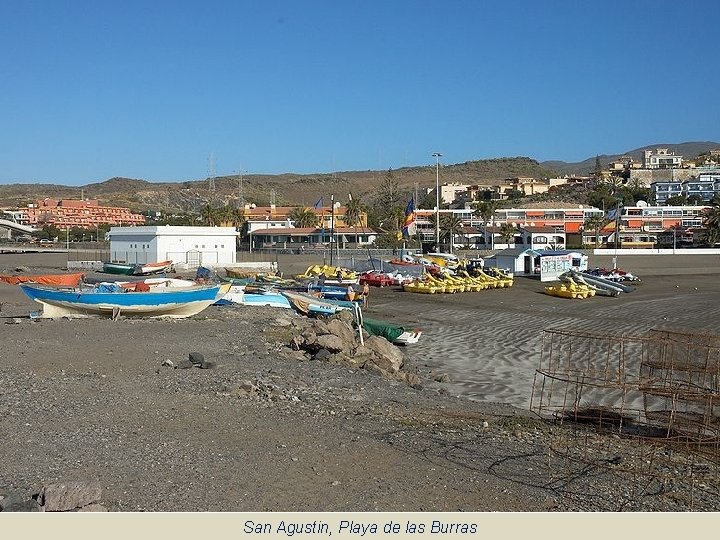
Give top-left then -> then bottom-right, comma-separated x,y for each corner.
402,281 -> 439,294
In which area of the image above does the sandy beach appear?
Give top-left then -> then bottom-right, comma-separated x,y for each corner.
1,251 -> 720,512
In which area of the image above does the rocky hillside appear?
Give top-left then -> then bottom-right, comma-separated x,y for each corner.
2,142 -> 718,213
0,157 -> 558,214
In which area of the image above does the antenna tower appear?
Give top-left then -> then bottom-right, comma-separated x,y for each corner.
238,166 -> 245,208
207,152 -> 216,193
269,188 -> 276,206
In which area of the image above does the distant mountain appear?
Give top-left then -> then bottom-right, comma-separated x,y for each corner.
542,141 -> 720,176
2,142 -> 718,213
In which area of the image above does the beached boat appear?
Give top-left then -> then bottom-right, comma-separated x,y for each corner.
20,282 -> 230,319
216,285 -> 292,308
134,260 -> 173,275
102,262 -> 137,275
359,271 -> 395,287
102,260 -> 173,276
402,281 -> 439,294
281,289 -> 354,317
0,272 -> 85,287
307,284 -> 356,300
361,317 -> 422,345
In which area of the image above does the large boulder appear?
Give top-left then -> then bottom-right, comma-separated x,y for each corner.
39,479 -> 103,512
315,333 -> 348,354
325,318 -> 357,344
355,336 -> 405,374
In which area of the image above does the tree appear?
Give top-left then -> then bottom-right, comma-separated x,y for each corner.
593,155 -> 604,185
439,214 -> 464,254
583,214 -> 606,248
702,204 -> 720,231
474,200 -> 499,249
665,195 -> 688,206
343,196 -> 365,228
499,223 -> 517,245
702,227 -> 720,247
287,206 -> 319,228
343,196 -> 366,246
372,169 -> 404,234
200,204 -> 218,226
702,203 -> 720,246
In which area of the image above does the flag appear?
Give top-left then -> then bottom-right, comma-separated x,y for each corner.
607,208 -> 617,221
313,197 -> 324,209
402,197 -> 416,238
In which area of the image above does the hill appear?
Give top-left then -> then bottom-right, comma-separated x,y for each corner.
1,142 -> 718,214
542,141 -> 720,176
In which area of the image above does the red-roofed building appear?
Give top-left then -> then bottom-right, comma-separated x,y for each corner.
20,198 -> 145,229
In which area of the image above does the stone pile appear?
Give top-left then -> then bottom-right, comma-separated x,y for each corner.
288,311 -> 422,388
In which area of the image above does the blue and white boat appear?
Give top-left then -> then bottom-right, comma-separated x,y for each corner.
280,290 -> 355,317
215,284 -> 292,309
20,282 -> 230,319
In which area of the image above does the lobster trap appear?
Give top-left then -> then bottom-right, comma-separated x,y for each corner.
530,327 -> 720,464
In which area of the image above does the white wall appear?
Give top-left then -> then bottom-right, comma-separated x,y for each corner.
109,226 -> 237,266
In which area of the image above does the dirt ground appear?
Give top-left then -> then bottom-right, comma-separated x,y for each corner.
1,251 -> 720,511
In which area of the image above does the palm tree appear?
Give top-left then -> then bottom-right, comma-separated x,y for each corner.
499,223 -> 517,246
702,204 -> 720,231
474,200 -> 499,250
344,196 -> 365,246
583,214 -> 606,248
702,204 -> 720,246
702,227 -> 720,247
287,207 -> 319,228
200,204 -> 218,226
439,214 -> 464,254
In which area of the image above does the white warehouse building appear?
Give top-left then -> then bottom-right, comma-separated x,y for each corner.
108,226 -> 238,268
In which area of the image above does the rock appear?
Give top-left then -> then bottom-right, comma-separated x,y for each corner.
363,361 -> 390,378
273,316 -> 293,327
300,329 -> 318,350
40,479 -> 102,512
199,361 -> 216,369
313,349 -> 332,361
230,379 -> 258,395
311,319 -> 330,336
0,490 -> 40,512
14,266 -> 30,272
290,335 -> 304,351
161,359 -> 175,368
315,334 -> 347,354
176,359 -> 194,369
359,336 -> 405,374
325,318 -> 356,344
188,352 -> 204,365
5,318 -> 22,325
395,371 -> 422,388
434,373 -> 450,383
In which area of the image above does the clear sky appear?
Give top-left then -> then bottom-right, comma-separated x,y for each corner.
2,0 -> 719,185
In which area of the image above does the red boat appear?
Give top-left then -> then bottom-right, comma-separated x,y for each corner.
359,271 -> 394,287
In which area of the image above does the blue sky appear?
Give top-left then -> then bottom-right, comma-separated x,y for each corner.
2,0 -> 719,185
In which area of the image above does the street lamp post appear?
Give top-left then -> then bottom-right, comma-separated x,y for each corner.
432,152 -> 442,251
330,194 -> 335,267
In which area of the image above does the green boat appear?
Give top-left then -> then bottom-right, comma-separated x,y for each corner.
102,262 -> 137,275
361,317 -> 422,345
